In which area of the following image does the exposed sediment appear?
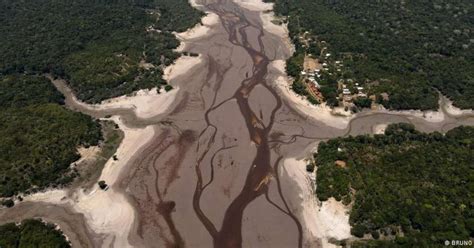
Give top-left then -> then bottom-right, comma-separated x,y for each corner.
1,0 -> 473,248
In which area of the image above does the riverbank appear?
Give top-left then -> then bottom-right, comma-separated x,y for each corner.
3,0 -> 472,247
22,117 -> 154,247
270,60 -> 351,129
281,157 -> 352,247
14,6 -> 215,246
174,12 -> 220,47
259,5 -> 468,132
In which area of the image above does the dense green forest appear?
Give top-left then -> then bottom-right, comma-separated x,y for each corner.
267,0 -> 474,110
0,0 -> 201,198
314,124 -> 474,246
0,0 -> 202,103
0,219 -> 70,248
0,75 -> 102,198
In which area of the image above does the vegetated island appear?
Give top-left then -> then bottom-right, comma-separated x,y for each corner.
266,0 -> 473,112
312,123 -> 473,247
0,0 -> 202,205
0,219 -> 70,248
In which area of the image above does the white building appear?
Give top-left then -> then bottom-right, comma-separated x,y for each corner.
313,81 -> 321,88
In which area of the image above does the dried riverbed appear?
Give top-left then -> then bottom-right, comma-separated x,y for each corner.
1,0 -> 473,247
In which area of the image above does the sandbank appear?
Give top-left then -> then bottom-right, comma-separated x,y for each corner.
174,13 -> 220,43
24,116 -> 155,247
281,158 -> 352,246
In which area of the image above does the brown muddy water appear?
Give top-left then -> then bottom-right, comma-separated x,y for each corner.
1,0 -> 473,247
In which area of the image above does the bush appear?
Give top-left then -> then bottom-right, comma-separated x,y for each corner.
353,97 -> 372,109
352,224 -> 367,238
98,181 -> 108,190
1,199 -> 14,208
371,230 -> 380,240
307,95 -> 320,105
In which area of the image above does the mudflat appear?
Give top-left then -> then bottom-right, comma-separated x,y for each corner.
1,0 -> 473,247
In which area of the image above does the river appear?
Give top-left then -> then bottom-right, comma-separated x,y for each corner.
1,0 -> 473,247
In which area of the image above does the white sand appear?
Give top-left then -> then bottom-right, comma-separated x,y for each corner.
259,7 -> 294,54
271,58 -> 448,127
101,88 -> 179,119
22,7 -> 214,246
174,12 -> 220,42
261,3 -> 351,244
253,0 -> 350,130
23,189 -> 68,205
234,0 -> 292,50
271,60 -> 351,129
233,0 -> 273,11
255,0 -> 452,126
281,158 -> 352,245
50,76 -> 180,120
188,0 -> 203,8
173,8 -> 220,52
24,117 -> 155,248
163,55 -> 203,82
95,56 -> 204,119
49,6 -> 215,120
442,97 -> 474,116
73,117 -> 154,247
373,124 -> 388,134
76,146 -> 101,164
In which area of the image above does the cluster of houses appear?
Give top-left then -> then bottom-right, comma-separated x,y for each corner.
340,81 -> 368,108
300,53 -> 336,87
300,68 -> 321,89
295,31 -> 374,108
341,82 -> 366,96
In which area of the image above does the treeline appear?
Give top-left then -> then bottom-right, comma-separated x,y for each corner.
0,0 -> 202,103
0,219 -> 70,248
0,75 -> 102,198
314,124 -> 474,246
0,0 -> 202,198
267,0 -> 473,110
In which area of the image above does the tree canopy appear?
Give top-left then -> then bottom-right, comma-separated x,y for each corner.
0,0 -> 202,103
0,0 -> 202,197
0,219 -> 70,248
314,124 -> 474,246
0,75 -> 102,197
268,0 -> 474,110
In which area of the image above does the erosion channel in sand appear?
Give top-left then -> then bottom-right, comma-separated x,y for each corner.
1,0 -> 473,248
